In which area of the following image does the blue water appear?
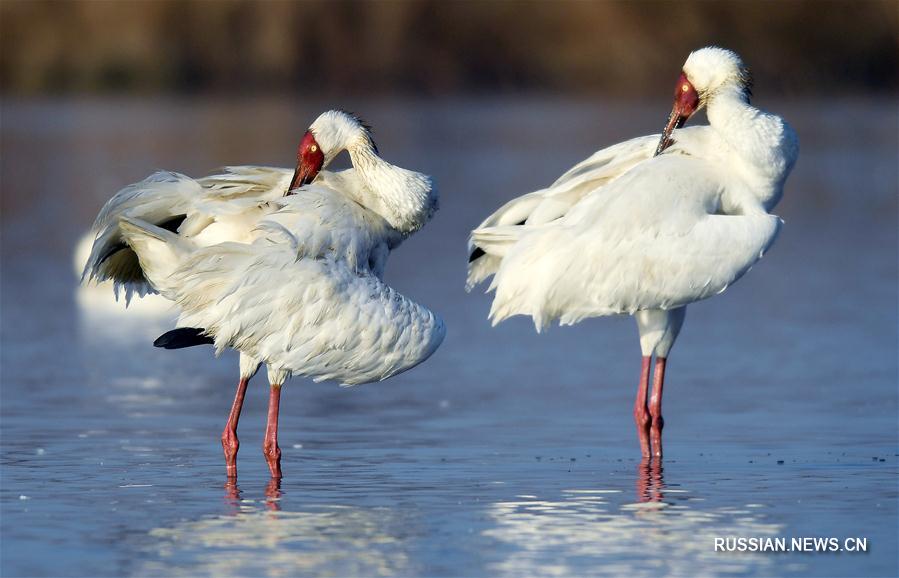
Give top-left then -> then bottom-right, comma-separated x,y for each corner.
1,97 -> 897,577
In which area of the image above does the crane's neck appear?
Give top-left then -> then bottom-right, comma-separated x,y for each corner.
346,139 -> 437,235
706,86 -> 798,210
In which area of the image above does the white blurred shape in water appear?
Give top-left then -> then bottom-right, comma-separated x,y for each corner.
140,503 -> 416,577
73,230 -> 177,342
482,488 -> 784,577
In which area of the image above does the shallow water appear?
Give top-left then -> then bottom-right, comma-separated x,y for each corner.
1,97 -> 897,577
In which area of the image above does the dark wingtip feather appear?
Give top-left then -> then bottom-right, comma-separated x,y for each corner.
157,214 -> 187,233
153,327 -> 214,349
97,241 -> 128,267
742,66 -> 754,102
468,219 -> 525,263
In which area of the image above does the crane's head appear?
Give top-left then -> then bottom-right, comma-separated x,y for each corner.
655,47 -> 751,155
290,130 -> 324,191
289,110 -> 376,192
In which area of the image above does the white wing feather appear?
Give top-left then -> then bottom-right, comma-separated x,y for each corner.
465,131 -> 712,290
82,166 -> 291,301
115,173 -> 442,385
196,165 -> 293,199
171,240 -> 445,385
485,154 -> 782,330
256,180 -> 401,278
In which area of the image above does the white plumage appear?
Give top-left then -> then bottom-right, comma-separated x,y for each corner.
82,110 -> 443,478
477,151 -> 784,329
468,47 -> 798,457
121,181 -> 445,386
82,110 -> 437,301
82,166 -> 292,302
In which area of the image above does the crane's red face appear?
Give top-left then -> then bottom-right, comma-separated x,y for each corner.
655,72 -> 700,156
289,130 -> 325,192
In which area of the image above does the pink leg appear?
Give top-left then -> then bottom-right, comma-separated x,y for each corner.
633,356 -> 652,458
221,377 -> 249,478
649,356 -> 667,457
263,384 -> 283,478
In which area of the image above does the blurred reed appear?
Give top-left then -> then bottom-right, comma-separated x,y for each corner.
1,0 -> 896,96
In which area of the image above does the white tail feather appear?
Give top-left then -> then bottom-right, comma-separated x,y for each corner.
118,217 -> 192,298
470,226 -> 525,259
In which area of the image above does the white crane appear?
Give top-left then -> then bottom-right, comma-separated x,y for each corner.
83,110 -> 443,478
467,47 -> 798,458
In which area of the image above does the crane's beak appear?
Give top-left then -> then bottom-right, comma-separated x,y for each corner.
288,165 -> 310,191
287,159 -> 321,194
654,107 -> 689,156
655,72 -> 700,157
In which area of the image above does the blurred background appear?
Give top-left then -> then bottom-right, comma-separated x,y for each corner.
1,0 -> 896,96
2,2 -> 897,578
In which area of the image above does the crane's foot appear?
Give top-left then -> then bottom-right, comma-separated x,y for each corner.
221,376 -> 250,478
263,441 -> 282,479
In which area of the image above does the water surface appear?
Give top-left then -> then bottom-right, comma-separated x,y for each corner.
1,97 -> 896,577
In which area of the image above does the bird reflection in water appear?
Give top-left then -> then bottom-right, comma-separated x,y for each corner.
264,478 -> 282,512
636,458 -> 665,503
146,481 -> 415,577
481,457 -> 784,576
223,478 -> 283,513
223,479 -> 242,512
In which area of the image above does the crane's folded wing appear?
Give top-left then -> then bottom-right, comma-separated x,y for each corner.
487,208 -> 781,330
466,129 -> 710,291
